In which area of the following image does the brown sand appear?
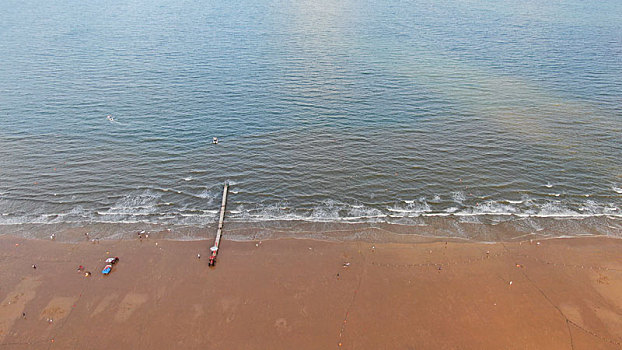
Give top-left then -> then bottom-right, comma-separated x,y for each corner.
0,234 -> 621,349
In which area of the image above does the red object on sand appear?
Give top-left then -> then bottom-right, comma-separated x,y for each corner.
208,246 -> 218,266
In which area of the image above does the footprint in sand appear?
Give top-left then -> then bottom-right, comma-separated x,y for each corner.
192,304 -> 205,320
592,271 -> 622,309
39,296 -> 78,322
274,318 -> 291,333
594,307 -> 622,337
114,293 -> 148,322
591,272 -> 622,337
91,294 -> 118,318
0,277 -> 41,342
218,296 -> 240,323
559,304 -> 584,327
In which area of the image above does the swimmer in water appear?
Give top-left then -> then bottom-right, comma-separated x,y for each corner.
107,115 -> 114,122
212,137 -> 218,144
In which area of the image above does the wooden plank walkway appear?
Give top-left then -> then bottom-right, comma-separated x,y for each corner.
209,182 -> 229,266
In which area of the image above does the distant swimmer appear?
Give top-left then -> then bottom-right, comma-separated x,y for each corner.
212,137 -> 219,144
107,115 -> 115,122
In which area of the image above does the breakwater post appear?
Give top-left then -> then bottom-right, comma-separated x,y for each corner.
209,182 -> 229,267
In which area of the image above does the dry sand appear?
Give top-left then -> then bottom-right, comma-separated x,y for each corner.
0,234 -> 621,349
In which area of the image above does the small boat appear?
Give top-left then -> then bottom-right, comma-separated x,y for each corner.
105,257 -> 119,264
101,264 -> 113,275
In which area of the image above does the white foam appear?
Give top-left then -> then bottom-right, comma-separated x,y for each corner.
454,212 -> 515,216
97,212 -> 154,216
536,202 -> 578,217
178,213 -> 216,217
196,189 -> 213,199
445,207 -> 459,213
102,190 -> 161,218
387,208 -> 412,213
387,199 -> 431,217
345,206 -> 384,220
421,212 -> 452,217
67,206 -> 86,215
227,201 -> 387,224
456,200 -> 519,216
310,202 -> 341,220
341,215 -> 386,221
3,186 -> 622,230
451,191 -> 465,204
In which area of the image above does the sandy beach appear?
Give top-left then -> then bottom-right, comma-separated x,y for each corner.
1,234 -> 621,349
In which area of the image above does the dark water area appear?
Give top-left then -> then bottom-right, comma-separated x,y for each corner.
1,0 -> 621,241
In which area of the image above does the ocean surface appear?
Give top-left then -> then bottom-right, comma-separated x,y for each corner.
1,0 -> 621,241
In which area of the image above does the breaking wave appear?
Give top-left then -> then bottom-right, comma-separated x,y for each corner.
0,188 -> 620,242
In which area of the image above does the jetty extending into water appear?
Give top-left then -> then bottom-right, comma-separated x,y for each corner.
208,182 -> 229,266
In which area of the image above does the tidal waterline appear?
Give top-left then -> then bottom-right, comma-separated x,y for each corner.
0,0 -> 621,240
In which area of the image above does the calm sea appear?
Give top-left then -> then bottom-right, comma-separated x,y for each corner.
1,0 -> 621,241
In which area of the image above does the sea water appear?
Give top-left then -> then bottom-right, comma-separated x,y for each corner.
1,0 -> 621,241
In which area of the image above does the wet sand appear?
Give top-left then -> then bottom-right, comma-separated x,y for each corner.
0,234 -> 621,349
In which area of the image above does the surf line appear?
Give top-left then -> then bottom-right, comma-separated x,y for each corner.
209,182 -> 229,267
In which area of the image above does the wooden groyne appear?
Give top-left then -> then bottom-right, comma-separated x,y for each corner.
209,182 -> 229,267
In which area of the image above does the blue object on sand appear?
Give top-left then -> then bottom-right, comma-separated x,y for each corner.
102,265 -> 112,275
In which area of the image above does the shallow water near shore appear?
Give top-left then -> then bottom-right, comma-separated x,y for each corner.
0,0 -> 621,240
1,215 -> 620,244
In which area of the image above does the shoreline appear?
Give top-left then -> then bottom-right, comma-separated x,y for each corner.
1,233 -> 621,349
1,214 -> 621,244
3,229 -> 622,245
